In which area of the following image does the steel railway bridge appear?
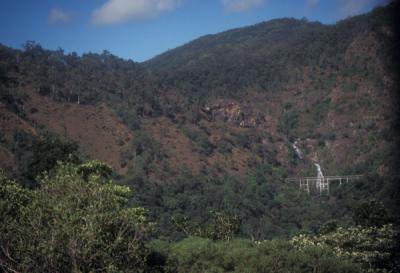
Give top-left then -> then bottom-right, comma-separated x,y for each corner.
285,175 -> 363,195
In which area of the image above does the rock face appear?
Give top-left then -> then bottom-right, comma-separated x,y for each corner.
203,99 -> 262,127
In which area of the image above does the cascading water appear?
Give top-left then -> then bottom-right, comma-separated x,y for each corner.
288,137 -> 329,193
314,163 -> 324,178
291,141 -> 303,160
314,163 -> 324,190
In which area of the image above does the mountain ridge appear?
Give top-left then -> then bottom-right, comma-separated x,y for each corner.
0,3 -> 398,183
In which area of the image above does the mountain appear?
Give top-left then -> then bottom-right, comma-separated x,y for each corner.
0,1 -> 399,241
1,3 -> 398,181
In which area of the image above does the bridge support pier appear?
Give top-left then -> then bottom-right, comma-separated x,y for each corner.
287,175 -> 363,196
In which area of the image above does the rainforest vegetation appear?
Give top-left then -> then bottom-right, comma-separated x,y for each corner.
1,126 -> 399,272
1,2 -> 400,272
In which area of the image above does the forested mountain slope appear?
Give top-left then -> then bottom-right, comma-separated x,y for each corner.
0,1 -> 399,240
1,3 -> 398,180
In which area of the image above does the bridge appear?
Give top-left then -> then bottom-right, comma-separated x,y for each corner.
285,175 -> 363,195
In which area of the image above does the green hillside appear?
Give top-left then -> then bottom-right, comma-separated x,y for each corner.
0,2 -> 399,272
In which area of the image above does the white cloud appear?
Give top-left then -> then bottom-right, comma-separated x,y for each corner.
49,8 -> 71,24
307,0 -> 319,8
222,0 -> 265,13
92,0 -> 182,25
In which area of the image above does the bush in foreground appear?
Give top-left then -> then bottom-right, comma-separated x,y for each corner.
150,237 -> 360,273
0,162 -> 153,273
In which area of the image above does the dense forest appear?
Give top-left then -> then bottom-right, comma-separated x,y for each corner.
1,159 -> 399,272
1,1 -> 400,272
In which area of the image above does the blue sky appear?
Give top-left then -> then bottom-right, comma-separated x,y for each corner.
0,0 -> 389,62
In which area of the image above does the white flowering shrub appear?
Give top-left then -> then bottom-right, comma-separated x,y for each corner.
291,224 -> 399,273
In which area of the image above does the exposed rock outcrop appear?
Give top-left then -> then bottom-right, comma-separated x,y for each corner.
202,99 -> 263,128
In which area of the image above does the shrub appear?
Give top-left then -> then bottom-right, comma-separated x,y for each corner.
166,238 -> 360,273
0,162 -> 153,273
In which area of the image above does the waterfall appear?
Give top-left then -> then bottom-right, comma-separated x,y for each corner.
314,163 -> 324,191
314,163 -> 324,178
291,141 -> 303,160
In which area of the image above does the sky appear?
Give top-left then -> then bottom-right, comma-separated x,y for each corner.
0,0 -> 390,62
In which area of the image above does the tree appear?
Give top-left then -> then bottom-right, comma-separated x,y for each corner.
0,162 -> 153,273
291,224 -> 399,272
173,210 -> 241,241
26,135 -> 80,184
279,110 -> 299,137
353,199 -> 390,227
165,237 -> 360,273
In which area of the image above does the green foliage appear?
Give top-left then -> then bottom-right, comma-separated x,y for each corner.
342,81 -> 359,93
117,107 -> 142,130
0,4 -> 397,187
311,98 -> 331,127
0,162 -> 153,273
318,220 -> 339,234
216,138 -> 233,154
0,86 -> 25,116
173,210 -> 241,241
127,167 -> 336,240
26,135 -> 80,184
0,5 -> 399,272
125,169 -> 400,245
165,237 -> 360,273
121,131 -> 165,176
291,224 -> 399,273
353,199 -> 390,227
279,110 -> 299,137
0,170 -> 31,236
1,2 -> 391,133
330,174 -> 400,223
131,131 -> 163,160
76,160 -> 113,181
182,126 -> 215,155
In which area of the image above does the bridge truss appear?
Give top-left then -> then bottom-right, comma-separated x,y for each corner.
285,175 -> 363,195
